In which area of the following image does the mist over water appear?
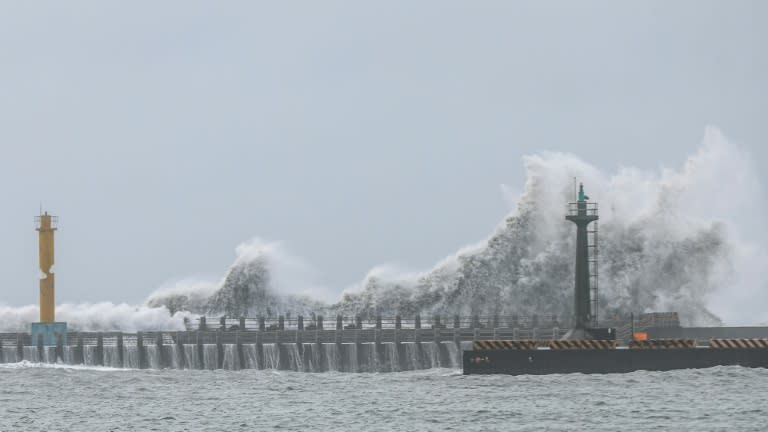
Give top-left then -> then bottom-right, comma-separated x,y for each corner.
1,127 -> 765,330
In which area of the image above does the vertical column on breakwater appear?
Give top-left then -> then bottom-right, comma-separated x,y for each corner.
314,327 -> 322,371
255,331 -> 263,369
137,332 -> 146,369
16,334 -> 23,361
236,331 -> 245,370
0,339 -> 4,363
116,334 -> 124,368
196,331 -> 204,369
354,326 -> 362,372
76,333 -> 85,365
453,325 -> 460,350
96,333 -> 104,366
175,332 -> 185,369
276,329 -> 286,370
36,334 -> 44,362
374,325 -> 382,372
393,318 -> 402,371
55,333 -> 64,363
156,333 -> 164,369
294,326 -> 304,371
334,319 -> 342,370
216,330 -> 224,370
453,315 -> 461,352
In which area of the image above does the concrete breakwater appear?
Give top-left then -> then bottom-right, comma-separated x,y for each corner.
0,326 -> 565,372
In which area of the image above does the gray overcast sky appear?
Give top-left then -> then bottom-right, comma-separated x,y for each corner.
0,1 -> 765,306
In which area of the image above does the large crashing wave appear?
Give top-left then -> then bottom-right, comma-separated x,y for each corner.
1,127 -> 763,331
146,127 -> 764,326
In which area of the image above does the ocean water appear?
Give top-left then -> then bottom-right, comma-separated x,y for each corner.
0,363 -> 766,431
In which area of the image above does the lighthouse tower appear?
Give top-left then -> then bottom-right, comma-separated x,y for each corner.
30,211 -> 67,346
563,184 -> 601,339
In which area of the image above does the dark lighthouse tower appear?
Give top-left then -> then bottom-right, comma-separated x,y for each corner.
565,183 -> 599,338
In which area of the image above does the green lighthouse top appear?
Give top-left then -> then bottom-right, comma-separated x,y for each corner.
578,183 -> 589,202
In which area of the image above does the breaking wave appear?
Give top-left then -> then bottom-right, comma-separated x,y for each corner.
1,127 -> 765,330
0,303 -> 194,332
147,127 -> 765,326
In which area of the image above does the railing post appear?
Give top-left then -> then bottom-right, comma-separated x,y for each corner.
298,315 -> 304,331
258,317 -> 265,332
317,315 -> 323,330
433,315 -> 441,329
395,315 -> 402,330
454,315 -> 460,329
472,315 -> 480,329
376,315 -> 382,330
220,316 -> 226,331
239,317 -> 246,331
278,315 -> 285,331
492,315 -> 499,329
199,317 -> 207,331
355,315 -> 362,330
336,315 -> 343,330
415,315 -> 421,330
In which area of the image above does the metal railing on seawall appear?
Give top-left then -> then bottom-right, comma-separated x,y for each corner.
191,314 -> 564,332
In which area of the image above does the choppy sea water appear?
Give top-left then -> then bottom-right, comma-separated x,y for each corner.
0,363 -> 766,431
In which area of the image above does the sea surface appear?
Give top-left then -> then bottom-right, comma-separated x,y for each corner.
0,363 -> 766,431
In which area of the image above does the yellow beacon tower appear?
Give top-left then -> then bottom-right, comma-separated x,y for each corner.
31,211 -> 67,346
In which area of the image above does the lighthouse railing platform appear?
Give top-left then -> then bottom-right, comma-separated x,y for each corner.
566,202 -> 598,216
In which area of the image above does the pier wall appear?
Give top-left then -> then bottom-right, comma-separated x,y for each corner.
0,326 -> 566,371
